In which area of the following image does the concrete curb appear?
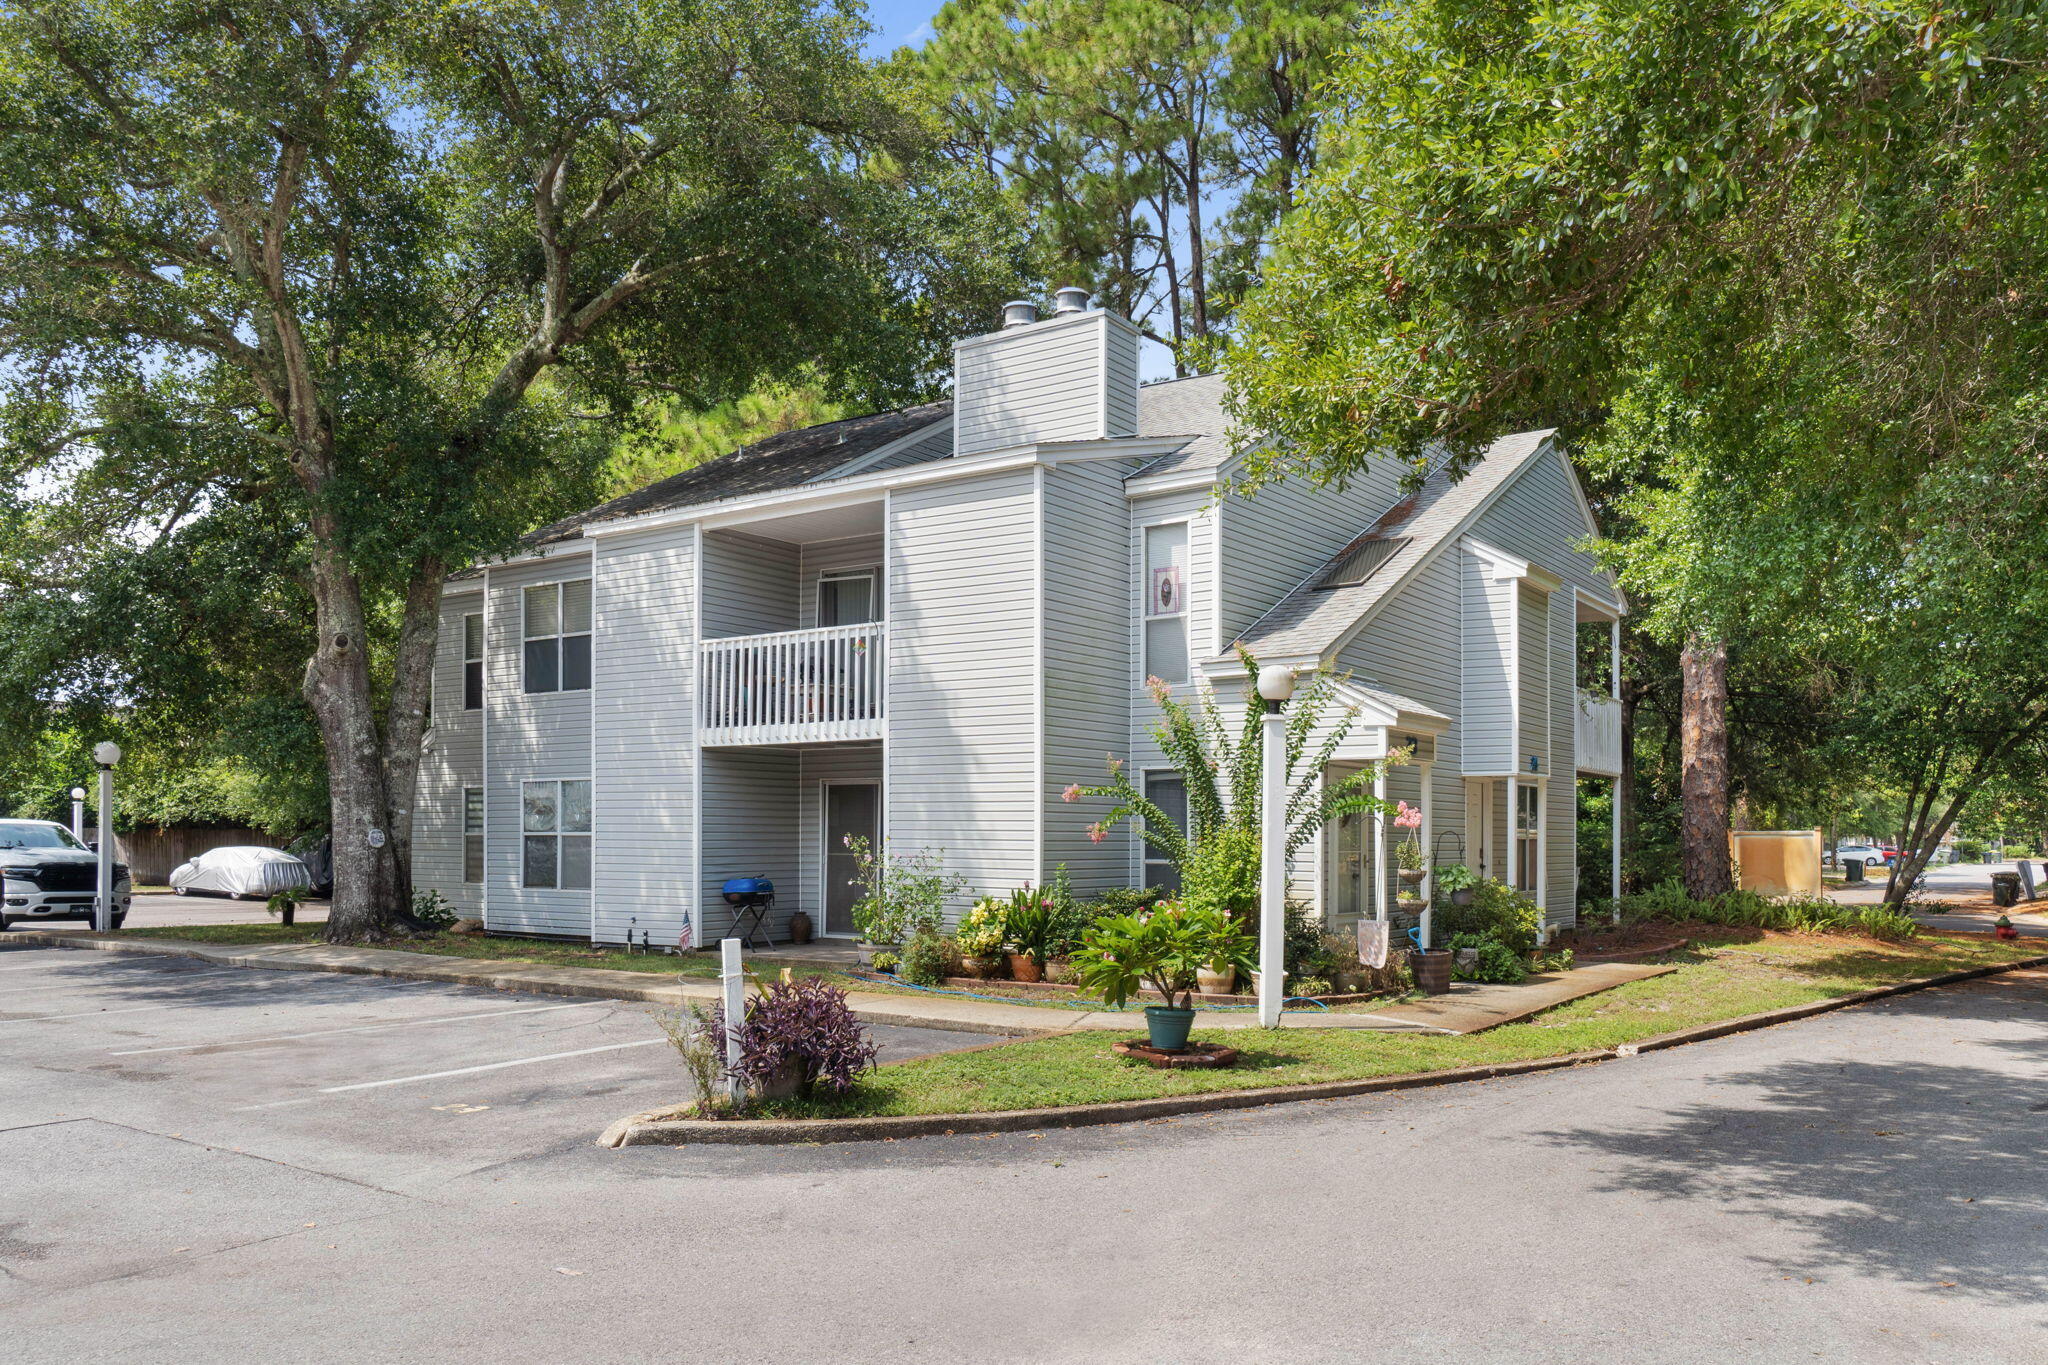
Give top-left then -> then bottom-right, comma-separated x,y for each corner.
599,951 -> 2048,1147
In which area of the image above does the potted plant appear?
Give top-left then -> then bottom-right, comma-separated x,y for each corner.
1435,863 -> 1479,907
1195,955 -> 1237,996
955,899 -> 1007,978
711,977 -> 879,1105
1074,902 -> 1254,1052
1003,887 -> 1055,982
1394,802 -> 1426,886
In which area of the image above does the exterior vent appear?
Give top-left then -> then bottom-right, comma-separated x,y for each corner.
1002,300 -> 1039,328
1316,536 -> 1408,590
1052,285 -> 1090,315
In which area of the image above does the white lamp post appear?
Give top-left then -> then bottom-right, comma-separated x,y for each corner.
92,742 -> 121,933
69,787 -> 86,841
1256,664 -> 1296,1027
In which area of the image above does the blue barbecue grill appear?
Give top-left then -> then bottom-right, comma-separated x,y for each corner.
721,876 -> 776,951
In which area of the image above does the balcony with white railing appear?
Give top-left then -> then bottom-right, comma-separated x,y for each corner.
698,623 -> 885,747
1575,688 -> 1622,777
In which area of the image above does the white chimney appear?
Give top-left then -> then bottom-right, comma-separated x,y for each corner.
953,293 -> 1141,457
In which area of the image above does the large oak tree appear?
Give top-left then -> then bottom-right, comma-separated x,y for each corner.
0,0 -> 1019,939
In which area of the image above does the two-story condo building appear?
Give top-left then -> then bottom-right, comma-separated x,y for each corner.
414,292 -> 1626,949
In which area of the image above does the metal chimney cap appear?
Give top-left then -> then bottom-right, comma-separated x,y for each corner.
1002,299 -> 1039,328
1052,285 -> 1091,315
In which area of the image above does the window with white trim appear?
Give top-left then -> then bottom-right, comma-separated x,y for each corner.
522,779 -> 592,889
522,580 -> 591,694
818,569 -> 880,626
1143,771 -> 1186,893
1515,781 -> 1540,892
1142,523 -> 1189,684
462,613 -> 484,711
462,787 -> 484,884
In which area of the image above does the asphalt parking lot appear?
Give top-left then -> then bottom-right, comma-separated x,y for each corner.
0,943 -> 990,1190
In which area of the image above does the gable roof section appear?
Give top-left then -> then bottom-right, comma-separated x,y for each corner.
1229,429 -> 1556,662
1127,373 -> 1232,481
524,400 -> 954,547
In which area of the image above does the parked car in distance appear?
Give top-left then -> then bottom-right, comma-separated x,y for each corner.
1834,843 -> 1891,875
0,819 -> 131,930
169,846 -> 313,900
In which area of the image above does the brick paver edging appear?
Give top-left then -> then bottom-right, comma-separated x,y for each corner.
599,952 -> 2048,1147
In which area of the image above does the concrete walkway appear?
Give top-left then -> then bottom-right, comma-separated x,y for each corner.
5,928 -> 1667,1037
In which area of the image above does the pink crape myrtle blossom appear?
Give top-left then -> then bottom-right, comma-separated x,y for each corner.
1061,783 -> 1083,803
1087,824 -> 1108,844
1393,801 -> 1423,830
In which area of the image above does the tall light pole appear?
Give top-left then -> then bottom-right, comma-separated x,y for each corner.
1256,664 -> 1295,1027
92,742 -> 120,933
69,786 -> 86,841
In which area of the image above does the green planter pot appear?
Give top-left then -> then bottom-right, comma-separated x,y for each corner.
1143,1005 -> 1197,1052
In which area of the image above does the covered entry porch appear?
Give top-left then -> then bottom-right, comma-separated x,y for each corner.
696,740 -> 882,945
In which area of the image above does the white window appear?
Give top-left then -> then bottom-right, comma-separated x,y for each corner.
818,570 -> 880,626
522,779 -> 592,890
462,614 -> 484,711
1142,523 -> 1190,684
1143,771 -> 1186,894
462,788 -> 484,884
1515,781 -> 1540,892
522,580 -> 591,694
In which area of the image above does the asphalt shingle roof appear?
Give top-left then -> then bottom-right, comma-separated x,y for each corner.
525,400 -> 953,547
1129,374 -> 1231,480
1229,429 -> 1555,662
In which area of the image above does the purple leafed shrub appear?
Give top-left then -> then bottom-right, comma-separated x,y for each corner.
711,978 -> 879,1097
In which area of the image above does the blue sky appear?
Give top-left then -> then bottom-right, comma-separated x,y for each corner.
861,0 -> 941,56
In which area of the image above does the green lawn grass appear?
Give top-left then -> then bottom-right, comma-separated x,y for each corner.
738,931 -> 2041,1120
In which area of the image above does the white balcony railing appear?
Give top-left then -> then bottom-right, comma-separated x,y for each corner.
1575,688 -> 1623,776
698,623 -> 885,746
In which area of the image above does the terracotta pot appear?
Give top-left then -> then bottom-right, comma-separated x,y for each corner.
1195,966 -> 1237,995
962,954 -> 1003,979
1007,952 -> 1044,983
785,910 -> 813,945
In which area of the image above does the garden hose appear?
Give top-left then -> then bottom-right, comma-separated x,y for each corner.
845,970 -> 1330,1012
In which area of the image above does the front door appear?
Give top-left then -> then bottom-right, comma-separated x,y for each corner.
823,782 -> 880,937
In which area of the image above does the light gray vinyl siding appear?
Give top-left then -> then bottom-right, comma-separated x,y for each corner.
1216,465 -> 1406,650
1336,549 -> 1465,896
699,530 -> 797,638
797,534 -> 885,629
699,748 -> 799,941
1547,588 -> 1578,925
1124,485 -> 1219,887
485,552 -> 594,938
1042,461 -> 1135,896
887,467 -> 1041,917
1461,551 -> 1515,774
591,523 -> 696,946
796,743 -> 884,931
1104,323 -> 1140,438
953,312 -> 1136,456
413,587 -> 485,917
1517,586 -> 1551,775
1467,447 -> 1611,602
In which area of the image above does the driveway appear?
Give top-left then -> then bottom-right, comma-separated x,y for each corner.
122,888 -> 330,929
3,943 -> 2045,1362
1830,860 -> 2048,935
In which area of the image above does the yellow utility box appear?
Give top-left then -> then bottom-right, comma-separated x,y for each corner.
1729,829 -> 1825,896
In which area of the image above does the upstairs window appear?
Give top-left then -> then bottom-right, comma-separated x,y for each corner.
522,580 -> 591,694
818,570 -> 880,626
522,779 -> 592,890
462,613 -> 484,711
1142,523 -> 1189,684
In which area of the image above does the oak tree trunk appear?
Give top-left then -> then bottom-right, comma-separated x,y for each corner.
1679,636 -> 1733,899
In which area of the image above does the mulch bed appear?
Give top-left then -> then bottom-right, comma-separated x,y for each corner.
1111,1039 -> 1240,1069
1566,920 -> 1705,962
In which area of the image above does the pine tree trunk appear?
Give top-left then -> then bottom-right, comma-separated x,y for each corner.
1617,685 -> 1638,893
1679,636 -> 1733,899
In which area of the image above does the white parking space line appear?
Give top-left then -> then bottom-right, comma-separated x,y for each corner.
107,1001 -> 613,1055
6,969 -> 236,995
319,1039 -> 666,1093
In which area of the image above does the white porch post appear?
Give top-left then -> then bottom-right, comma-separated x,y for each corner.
1256,666 -> 1296,1028
1418,758 -> 1434,949
1372,765 -> 1389,924
92,743 -> 120,933
1534,776 -> 1548,944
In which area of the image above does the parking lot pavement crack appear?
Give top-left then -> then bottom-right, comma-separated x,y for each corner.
59,1117 -> 446,1206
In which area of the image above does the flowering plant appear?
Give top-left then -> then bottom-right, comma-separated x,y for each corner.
956,899 -> 1007,957
1073,901 -> 1254,1010
1003,885 -> 1057,967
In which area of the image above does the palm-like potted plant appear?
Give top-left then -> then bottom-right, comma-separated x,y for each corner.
1002,888 -> 1055,982
1073,902 -> 1254,1051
